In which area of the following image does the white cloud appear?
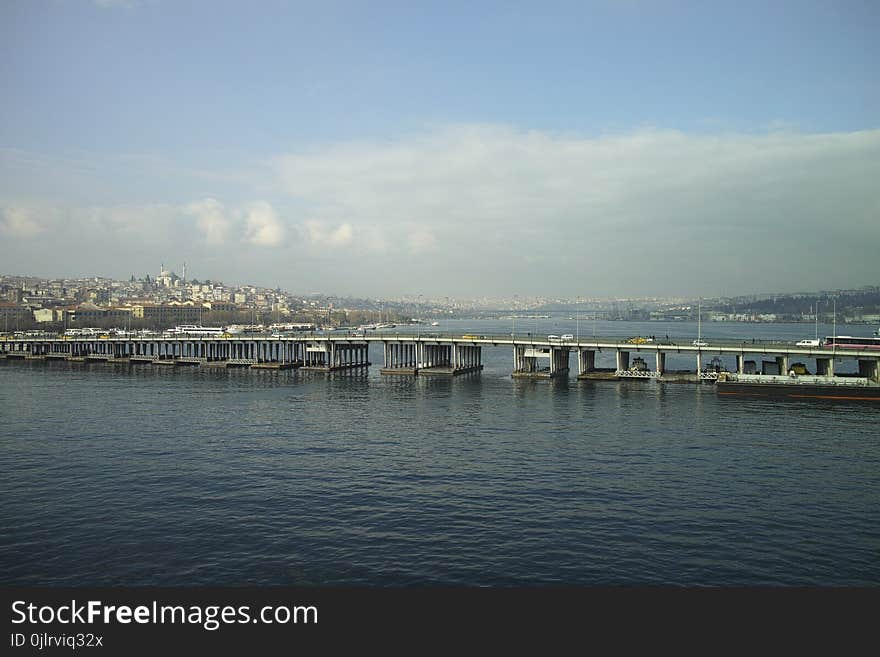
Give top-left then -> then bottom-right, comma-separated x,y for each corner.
72,203 -> 178,243
184,198 -> 231,246
0,207 -> 44,238
407,229 -> 437,254
304,221 -> 354,248
270,125 -> 880,294
243,201 -> 284,247
0,198 -> 287,249
2,125 -> 878,296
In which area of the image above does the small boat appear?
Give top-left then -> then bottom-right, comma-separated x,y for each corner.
431,321 -> 439,326
629,356 -> 649,372
703,356 -> 728,373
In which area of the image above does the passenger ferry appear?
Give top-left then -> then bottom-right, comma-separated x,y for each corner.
64,327 -> 104,337
164,325 -> 226,336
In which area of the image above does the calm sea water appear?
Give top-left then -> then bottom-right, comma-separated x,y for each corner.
1,320 -> 878,586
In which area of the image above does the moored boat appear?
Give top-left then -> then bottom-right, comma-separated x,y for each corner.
716,372 -> 880,401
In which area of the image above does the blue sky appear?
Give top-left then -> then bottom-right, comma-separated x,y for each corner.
1,0 -> 878,297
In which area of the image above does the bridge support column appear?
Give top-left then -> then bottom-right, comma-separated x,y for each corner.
381,341 -> 417,375
616,350 -> 630,372
548,347 -> 569,377
512,345 -> 539,375
655,351 -> 666,375
419,342 -> 482,376
577,349 -> 595,376
816,357 -> 834,376
777,355 -> 790,375
858,359 -> 879,382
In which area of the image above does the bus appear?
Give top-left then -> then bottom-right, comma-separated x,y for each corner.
823,335 -> 880,350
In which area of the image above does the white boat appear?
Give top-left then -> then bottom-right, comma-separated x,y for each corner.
165,325 -> 226,336
431,321 -> 439,326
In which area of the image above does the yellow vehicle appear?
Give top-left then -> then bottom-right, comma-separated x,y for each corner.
627,336 -> 651,345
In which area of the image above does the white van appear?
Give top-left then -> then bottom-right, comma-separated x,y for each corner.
796,339 -> 820,347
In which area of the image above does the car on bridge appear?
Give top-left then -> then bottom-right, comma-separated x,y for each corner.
560,334 -> 574,340
692,339 -> 708,347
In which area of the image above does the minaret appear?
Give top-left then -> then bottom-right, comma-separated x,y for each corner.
183,261 -> 187,283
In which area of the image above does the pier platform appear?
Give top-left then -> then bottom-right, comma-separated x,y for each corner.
418,365 -> 484,376
513,368 -> 569,379
302,362 -> 371,373
577,369 -> 617,381
380,367 -> 419,376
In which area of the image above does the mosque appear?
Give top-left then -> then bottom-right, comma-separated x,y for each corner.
157,263 -> 185,288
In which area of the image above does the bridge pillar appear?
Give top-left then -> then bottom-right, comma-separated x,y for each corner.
577,349 -> 595,375
615,350 -> 630,371
549,347 -> 569,376
381,340 -> 418,375
858,359 -> 879,382
655,351 -> 666,375
816,357 -> 834,376
777,355 -> 790,375
512,345 -> 538,375
417,344 -> 462,375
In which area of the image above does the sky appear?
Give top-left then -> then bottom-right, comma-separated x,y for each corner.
1,0 -> 878,298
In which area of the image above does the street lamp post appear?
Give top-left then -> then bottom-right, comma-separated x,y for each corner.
513,294 -> 518,339
832,297 -> 837,357
416,294 -> 423,370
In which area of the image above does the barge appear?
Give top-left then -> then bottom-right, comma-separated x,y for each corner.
716,373 -> 880,401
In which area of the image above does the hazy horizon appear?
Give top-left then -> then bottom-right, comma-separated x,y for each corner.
2,1 -> 878,298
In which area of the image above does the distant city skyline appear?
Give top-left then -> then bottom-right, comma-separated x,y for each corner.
2,1 -> 879,297
3,269 -> 878,310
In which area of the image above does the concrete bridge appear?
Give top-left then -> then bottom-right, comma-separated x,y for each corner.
1,333 -> 879,383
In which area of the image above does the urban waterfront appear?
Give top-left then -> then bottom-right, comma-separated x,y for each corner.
1,320 -> 878,586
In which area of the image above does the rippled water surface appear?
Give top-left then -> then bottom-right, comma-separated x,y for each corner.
1,321 -> 878,585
